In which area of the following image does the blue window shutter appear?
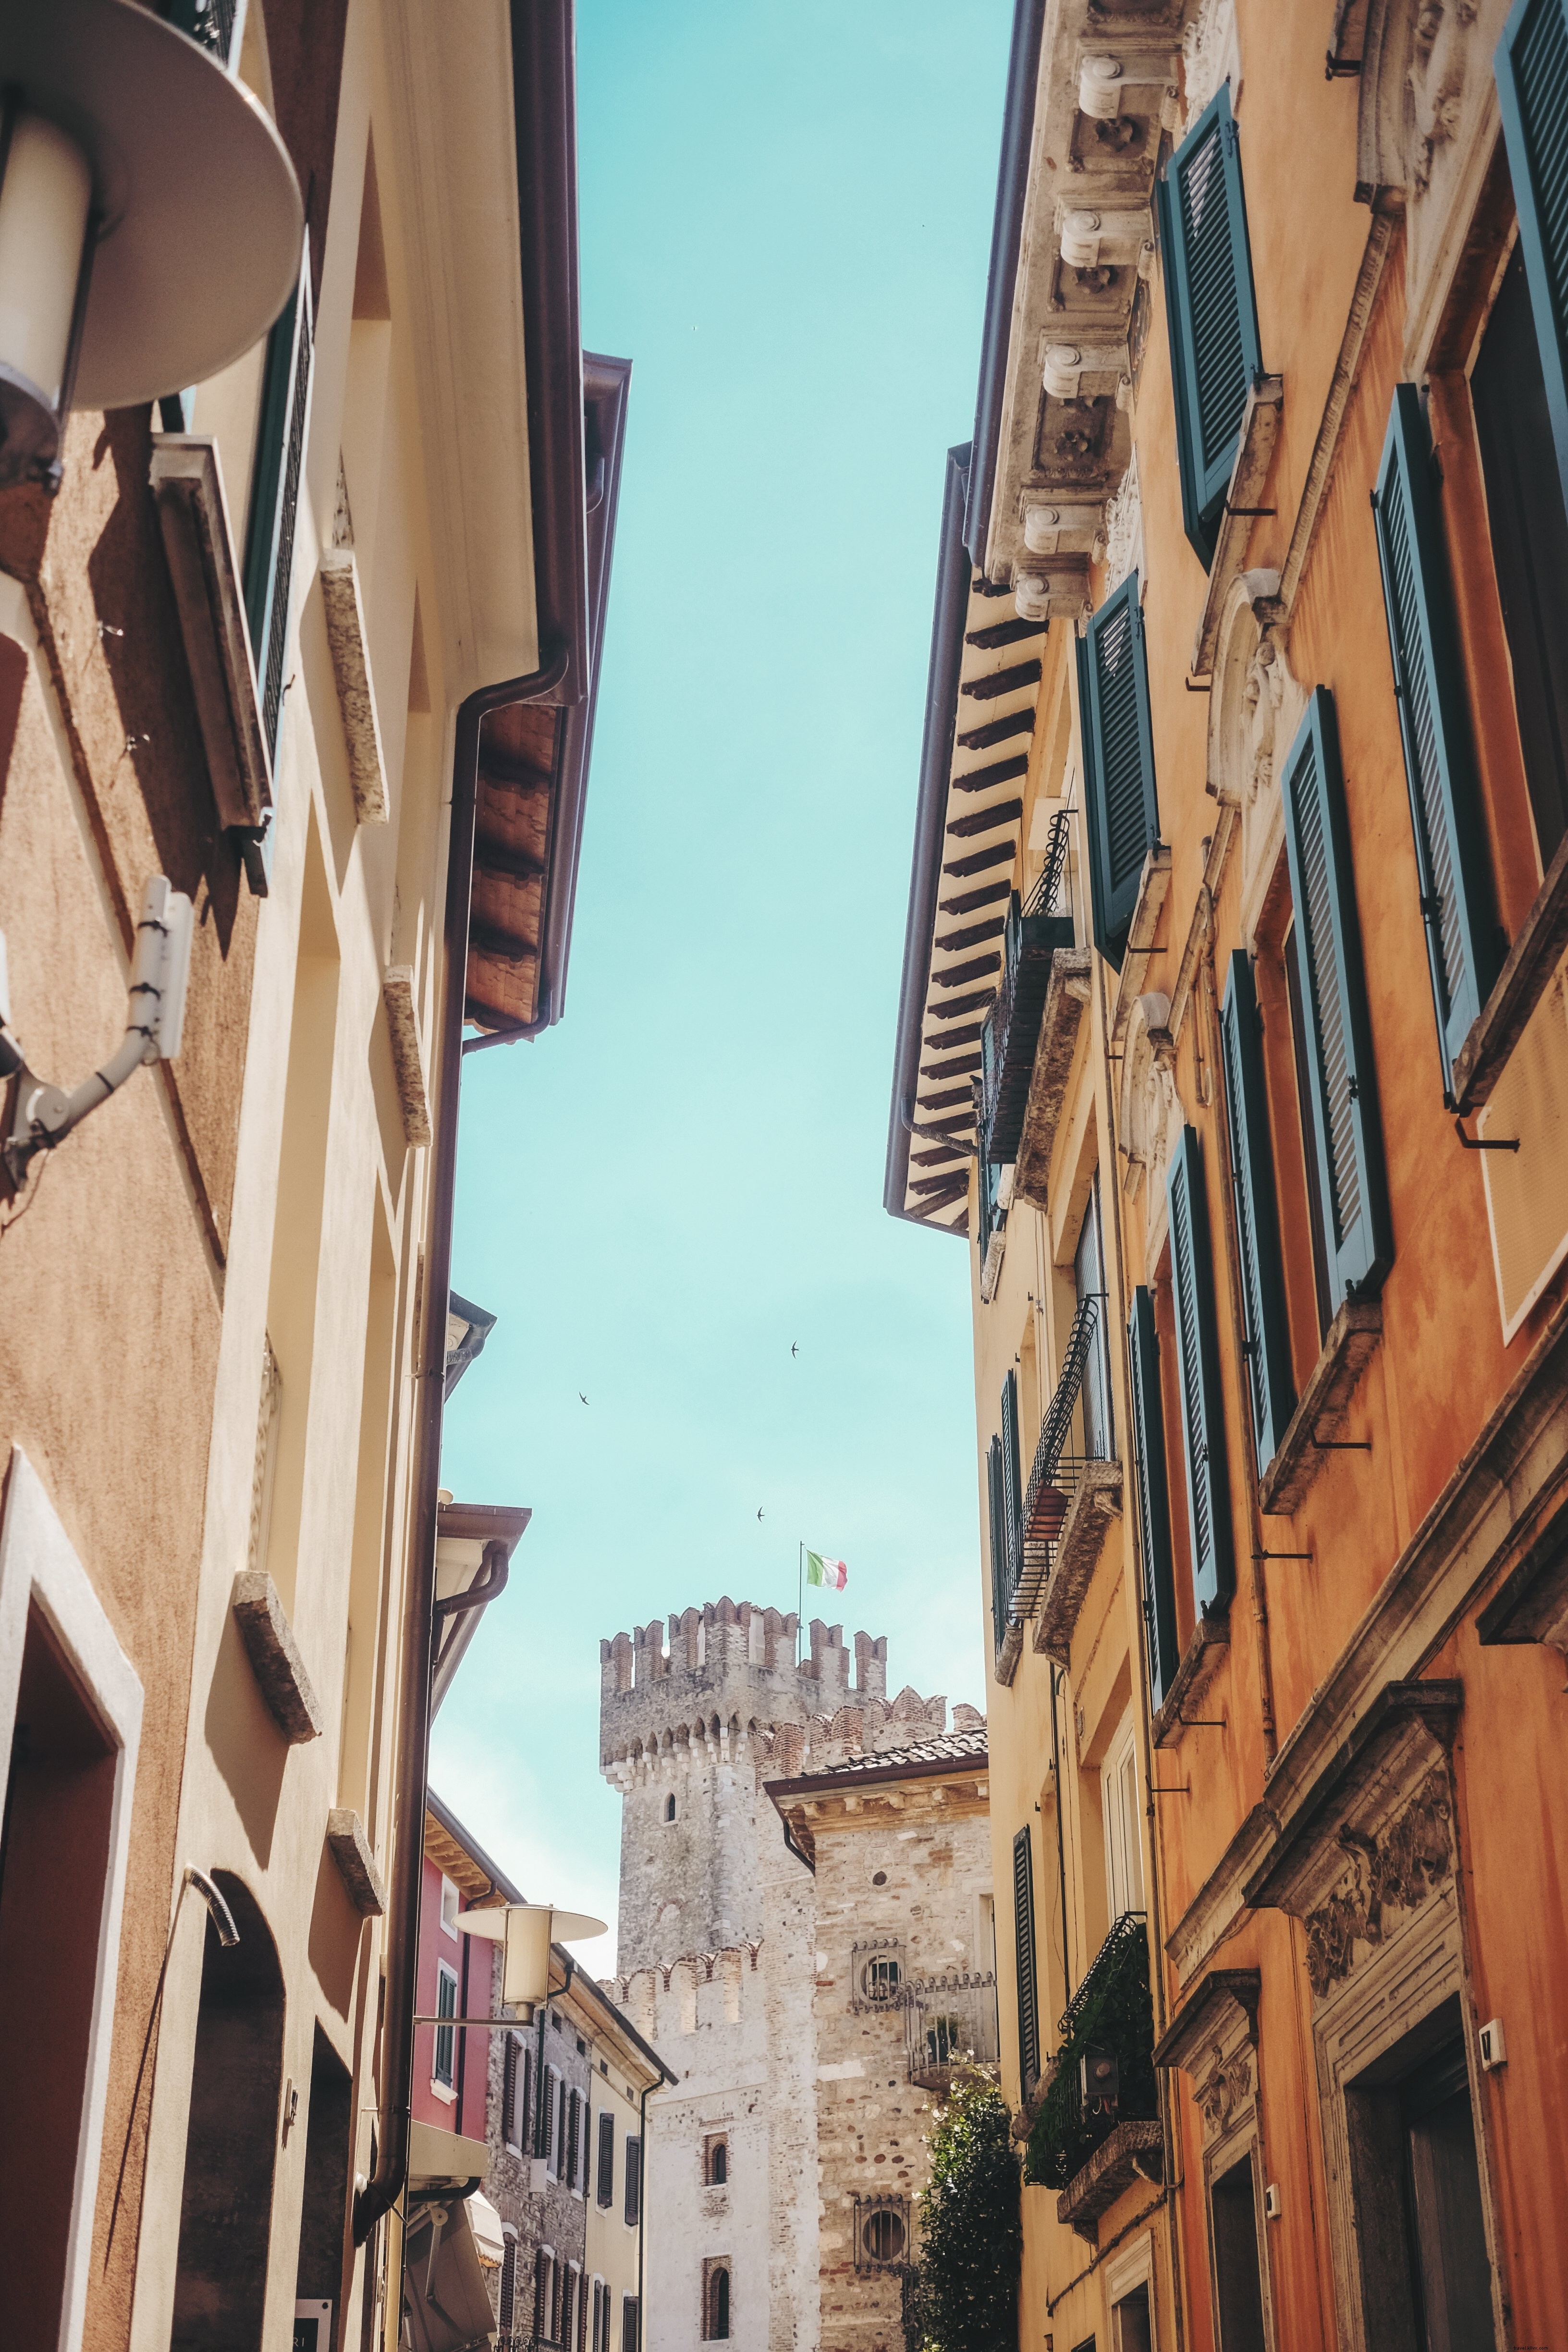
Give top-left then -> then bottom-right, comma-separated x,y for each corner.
1280,691 -> 1394,1301
1220,952 -> 1296,1476
1012,1825 -> 1040,2091
1497,0 -> 1568,521
1372,385 -> 1499,1095
1001,1371 -> 1023,1591
986,1435 -> 1007,1654
243,249 -> 315,764
1078,572 -> 1159,968
1158,84 -> 1262,567
1165,1127 -> 1233,1614
1127,1287 -> 1179,1710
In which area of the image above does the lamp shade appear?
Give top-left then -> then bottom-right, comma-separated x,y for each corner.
456,1901 -> 609,2021
0,0 -> 303,411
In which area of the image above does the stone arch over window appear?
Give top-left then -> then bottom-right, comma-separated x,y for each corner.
171,1872 -> 286,2349
701,2258 -> 731,2340
665,1790 -> 676,1822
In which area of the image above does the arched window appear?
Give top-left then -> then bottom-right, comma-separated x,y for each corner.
709,2139 -> 727,2185
665,1792 -> 676,1823
704,2266 -> 731,2340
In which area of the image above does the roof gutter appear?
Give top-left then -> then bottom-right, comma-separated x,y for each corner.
883,442 -> 974,1231
963,0 -> 1047,569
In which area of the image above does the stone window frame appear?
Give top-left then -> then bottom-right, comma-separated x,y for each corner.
853,2194 -> 911,2275
1153,1969 -> 1275,2352
849,1936 -> 905,2014
1243,1681 -> 1509,2352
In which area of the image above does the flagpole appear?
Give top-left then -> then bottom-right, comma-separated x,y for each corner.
797,1539 -> 803,1666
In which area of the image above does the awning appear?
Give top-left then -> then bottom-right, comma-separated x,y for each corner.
466,2190 -> 505,2268
403,2195 -> 497,2352
408,2118 -> 490,2192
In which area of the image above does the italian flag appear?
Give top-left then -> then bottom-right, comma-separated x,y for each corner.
806,1550 -> 848,1590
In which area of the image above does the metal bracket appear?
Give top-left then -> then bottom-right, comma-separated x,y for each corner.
1453,1117 -> 1519,1152
1311,1438 -> 1371,1452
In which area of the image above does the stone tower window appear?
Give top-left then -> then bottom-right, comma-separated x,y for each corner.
704,2134 -> 728,2185
702,2260 -> 731,2340
665,1792 -> 676,1823
853,1940 -> 904,2009
855,2199 -> 909,2272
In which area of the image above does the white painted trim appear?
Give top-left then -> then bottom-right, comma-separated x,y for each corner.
0,1447 -> 144,2352
1103,2222 -> 1155,2309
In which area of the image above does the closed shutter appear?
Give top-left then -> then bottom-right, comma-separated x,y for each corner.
534,2254 -> 549,2342
1372,385 -> 1499,1093
243,244 -> 315,771
502,2032 -> 519,2146
1078,572 -> 1159,965
598,2109 -> 615,2206
625,2135 -> 642,2227
1012,1824 -> 1040,2091
1280,690 -> 1394,1300
1497,0 -> 1568,516
1127,1287 -> 1180,1709
1000,1371 -> 1024,1619
522,2047 -> 533,2155
500,2237 -> 516,2331
1166,1127 -> 1234,1612
986,1434 -> 1006,1653
1220,952 -> 1296,1474
567,2089 -> 580,2187
1158,83 -> 1262,564
624,2298 -> 641,2352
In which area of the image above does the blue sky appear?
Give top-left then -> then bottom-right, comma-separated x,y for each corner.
431,0 -> 1013,1976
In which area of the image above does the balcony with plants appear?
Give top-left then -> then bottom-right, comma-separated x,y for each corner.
975,816 -> 1075,1300
1023,1911 -> 1162,2242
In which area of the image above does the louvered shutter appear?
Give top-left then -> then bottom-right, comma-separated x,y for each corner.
625,2135 -> 642,2227
243,243 -> 315,775
1012,1825 -> 1040,2091
522,2047 -> 533,2154
1372,386 -> 1499,1095
1280,691 -> 1394,1300
1000,1372 -> 1024,1617
502,2032 -> 519,2146
1158,83 -> 1263,565
1078,571 -> 1159,966
567,2088 -> 580,2186
500,2238 -> 517,2331
986,1434 -> 1008,1654
1220,953 -> 1296,1475
1127,1288 -> 1180,1709
1498,0 -> 1568,515
1166,1127 -> 1233,1613
534,2254 -> 548,2341
598,2109 -> 615,2206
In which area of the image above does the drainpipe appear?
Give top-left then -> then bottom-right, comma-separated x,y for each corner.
636,2079 -> 649,2349
353,642 -> 570,2257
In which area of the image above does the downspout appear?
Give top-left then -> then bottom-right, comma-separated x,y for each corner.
1047,1661 -> 1071,2012
353,644 -> 570,2255
636,2079 -> 649,2349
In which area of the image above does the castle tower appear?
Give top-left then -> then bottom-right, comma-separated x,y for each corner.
599,1598 -> 890,1972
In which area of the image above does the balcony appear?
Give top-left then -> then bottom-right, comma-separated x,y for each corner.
903,1972 -> 1000,2091
979,820 -> 1076,1168
1023,1911 -> 1160,2240
995,1296 -> 1117,1683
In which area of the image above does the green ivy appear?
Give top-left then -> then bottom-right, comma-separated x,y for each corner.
908,2073 -> 1020,2352
1023,1922 -> 1158,2188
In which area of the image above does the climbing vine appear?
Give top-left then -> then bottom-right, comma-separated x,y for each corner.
908,2072 -> 1020,2352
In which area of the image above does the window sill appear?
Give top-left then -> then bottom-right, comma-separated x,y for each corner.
1257,1298 -> 1382,1519
1034,1462 -> 1124,1664
1056,2117 -> 1164,2245
1013,949 -> 1094,1210
1452,829 -> 1568,1112
1190,374 -> 1285,677
1109,846 -> 1174,1054
429,2080 -> 457,2106
1152,1608 -> 1230,1751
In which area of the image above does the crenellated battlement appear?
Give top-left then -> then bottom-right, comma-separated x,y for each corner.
599,1597 -> 893,1769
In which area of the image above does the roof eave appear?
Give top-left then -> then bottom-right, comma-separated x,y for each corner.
963,0 -> 1048,570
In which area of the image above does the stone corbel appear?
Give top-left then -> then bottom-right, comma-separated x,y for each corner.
1152,1968 -> 1261,2145
232,1570 -> 325,1745
320,549 -> 390,824
1191,376 -> 1286,678
1110,842 -> 1174,1049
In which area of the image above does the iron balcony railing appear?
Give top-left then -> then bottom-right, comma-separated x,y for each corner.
903,1971 -> 1000,2089
978,811 -> 1075,1165
1027,1911 -> 1158,2189
994,1295 -> 1102,1648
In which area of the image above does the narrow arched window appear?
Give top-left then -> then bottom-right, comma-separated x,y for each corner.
710,2140 -> 727,2185
705,2268 -> 730,2340
665,1793 -> 676,1823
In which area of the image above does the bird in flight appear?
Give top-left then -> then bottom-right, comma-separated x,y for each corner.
756,1507 -> 765,1521
791,1342 -> 799,1358
578,1393 -> 589,1406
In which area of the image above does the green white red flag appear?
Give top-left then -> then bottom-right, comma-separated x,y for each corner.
805,1550 -> 847,1590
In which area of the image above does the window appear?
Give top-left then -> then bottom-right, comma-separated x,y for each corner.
1078,572 -> 1159,964
1220,950 -> 1296,1476
703,2262 -> 732,2340
1127,1287 -> 1179,1709
987,1433 -> 1008,1655
993,1369 -> 1024,1647
855,2200 -> 910,2272
503,2031 -> 525,2151
622,2296 -> 640,2352
439,1875 -> 460,1937
1111,2283 -> 1153,2352
1372,385 -> 1501,1097
590,2280 -> 604,2352
535,2250 -> 554,2344
1166,1127 -> 1234,1612
1279,691 -> 1393,1303
1075,1182 -> 1113,1459
706,2136 -> 728,2186
1209,2155 -> 1268,2352
1344,2014 -> 1493,2348
665,1792 -> 676,1823
544,2066 -> 561,2176
566,2088 -> 581,2190
242,249 -> 314,765
1012,1825 -> 1040,2091
562,2265 -> 578,2352
624,2135 -> 642,2227
1157,83 -> 1263,566
1102,1714 -> 1144,1925
500,2236 -> 518,2333
598,2110 -> 615,2207
433,1963 -> 458,2090
860,1955 -> 901,2004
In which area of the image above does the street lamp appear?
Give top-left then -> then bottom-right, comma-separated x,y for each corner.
0,0 -> 302,487
456,1902 -> 608,2024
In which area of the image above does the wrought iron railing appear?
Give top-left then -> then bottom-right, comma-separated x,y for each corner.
903,1971 -> 1000,2087
1009,1297 -> 1099,1624
978,822 -> 1076,1160
1025,1911 -> 1157,2189
1025,808 -> 1071,921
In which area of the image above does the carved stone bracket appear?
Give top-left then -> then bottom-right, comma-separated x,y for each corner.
1244,1680 -> 1463,2004
1013,950 -> 1093,1211
1111,843 -> 1174,1048
1152,1967 -> 1261,2146
1057,2117 -> 1165,2244
1034,1461 -> 1125,1663
1191,376 -> 1285,678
